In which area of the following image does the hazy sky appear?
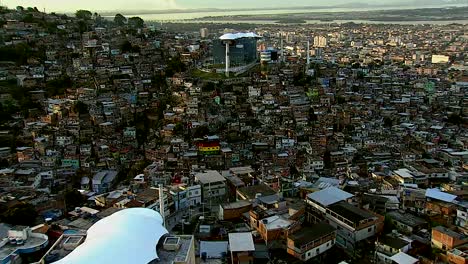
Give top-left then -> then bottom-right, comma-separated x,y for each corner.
4,0 -> 459,12
5,0 -> 407,12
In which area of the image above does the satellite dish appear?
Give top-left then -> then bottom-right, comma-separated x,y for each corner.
362,125 -> 366,129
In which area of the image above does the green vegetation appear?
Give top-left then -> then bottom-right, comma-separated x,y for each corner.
192,69 -> 228,80
0,43 -> 45,65
75,10 -> 92,20
1,203 -> 38,226
120,40 -> 141,54
275,19 -> 306,24
447,113 -> 464,126
65,189 -> 85,210
73,101 -> 89,115
46,76 -> 72,97
128,16 -> 144,28
165,56 -> 187,77
114,13 -> 127,26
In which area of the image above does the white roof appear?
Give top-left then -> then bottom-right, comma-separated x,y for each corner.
53,208 -> 168,264
195,170 -> 226,184
426,188 -> 457,203
199,241 -> 228,259
307,187 -> 354,207
263,215 -> 293,230
219,32 -> 260,40
228,232 -> 255,252
389,252 -> 418,264
394,168 -> 414,179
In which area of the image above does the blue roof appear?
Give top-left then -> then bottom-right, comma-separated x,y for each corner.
307,187 -> 354,207
425,188 -> 457,203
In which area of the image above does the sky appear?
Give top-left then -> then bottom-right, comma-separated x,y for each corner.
3,0 -> 459,12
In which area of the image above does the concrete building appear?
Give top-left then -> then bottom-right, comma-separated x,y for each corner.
287,222 -> 336,261
432,226 -> 468,250
92,170 -> 118,194
313,36 -> 327,48
0,225 -> 49,264
185,185 -> 202,207
213,33 -> 260,69
195,170 -> 227,202
228,232 -> 255,264
305,187 -> 383,251
200,28 -> 209,38
375,235 -> 411,264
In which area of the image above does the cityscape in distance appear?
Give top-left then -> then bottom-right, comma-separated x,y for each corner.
0,0 -> 467,263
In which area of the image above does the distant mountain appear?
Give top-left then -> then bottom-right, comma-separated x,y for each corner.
334,0 -> 467,8
99,0 -> 468,16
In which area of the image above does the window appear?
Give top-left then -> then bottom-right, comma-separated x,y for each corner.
307,252 -> 311,257
368,227 -> 372,232
327,242 -> 330,247
316,248 -> 320,254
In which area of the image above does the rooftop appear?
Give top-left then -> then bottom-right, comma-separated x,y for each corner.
389,252 -> 418,264
378,235 -> 410,250
327,201 -> 376,226
199,241 -> 228,259
228,232 -> 255,252
156,235 -> 194,263
386,211 -> 427,228
237,184 -> 276,199
0,228 -> 49,263
307,187 -> 354,207
433,226 -> 466,240
426,188 -> 457,203
221,200 -> 251,210
41,232 -> 87,263
262,215 -> 293,230
288,222 -> 335,247
195,170 -> 226,184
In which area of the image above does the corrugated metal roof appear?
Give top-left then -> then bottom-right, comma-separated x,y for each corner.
425,188 -> 457,203
307,187 -> 354,207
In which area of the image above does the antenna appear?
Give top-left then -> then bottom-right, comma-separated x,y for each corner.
280,33 -> 284,63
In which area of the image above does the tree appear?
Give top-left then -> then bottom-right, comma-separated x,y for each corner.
16,6 -> 24,11
2,203 -> 37,226
309,107 -> 317,122
335,96 -> 345,104
323,150 -> 332,169
120,40 -> 133,53
202,82 -> 216,92
73,101 -> 88,115
75,10 -> 92,20
165,56 -> 186,77
173,122 -> 184,136
128,16 -> 144,28
352,85 -> 360,93
383,214 -> 396,234
383,116 -> 393,128
65,189 -> 85,210
114,13 -> 127,26
447,113 -> 463,126
193,126 -> 209,138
